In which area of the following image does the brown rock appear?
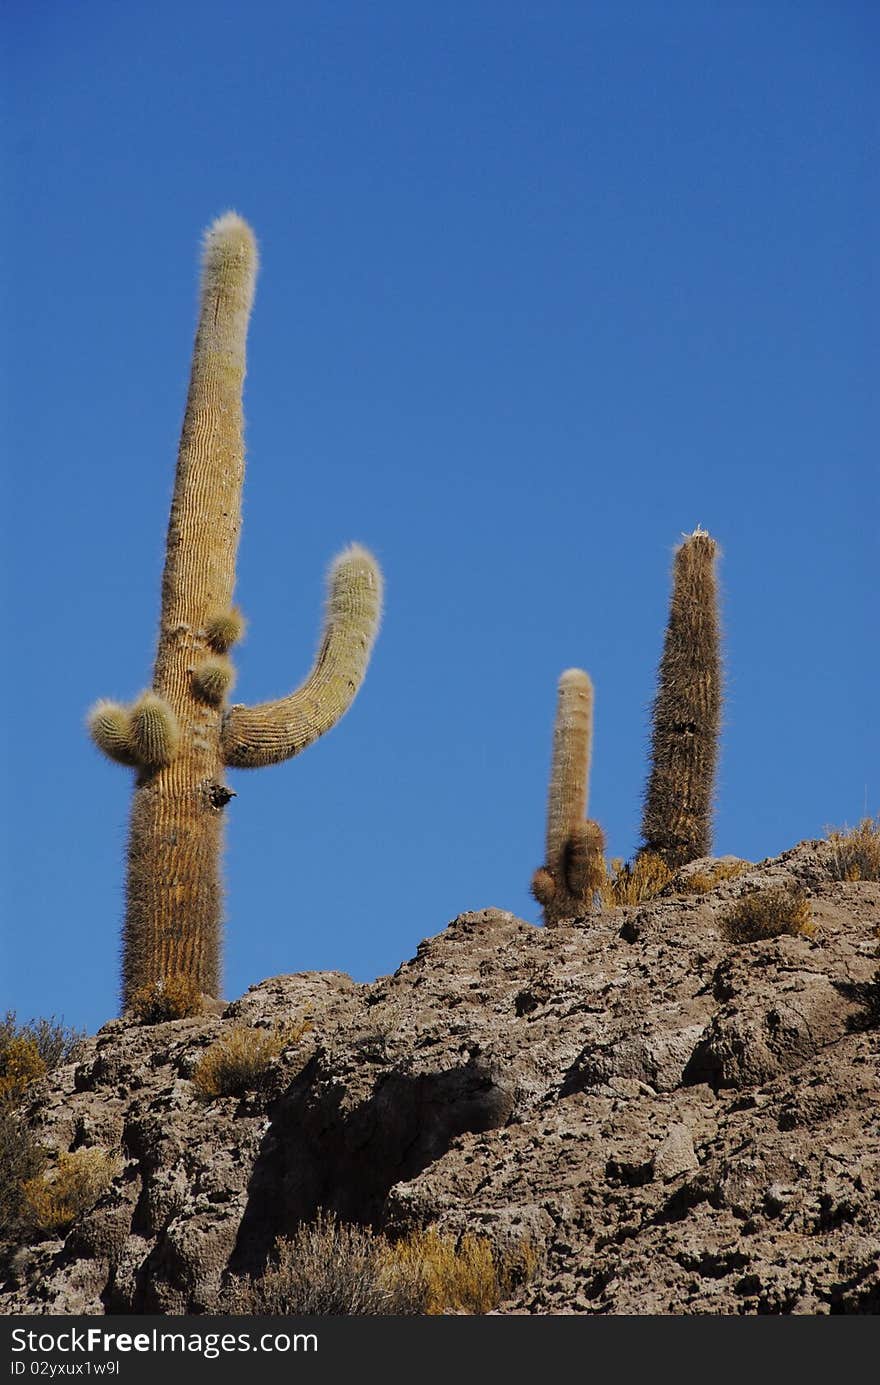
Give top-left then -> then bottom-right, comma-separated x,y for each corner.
2,843 -> 878,1315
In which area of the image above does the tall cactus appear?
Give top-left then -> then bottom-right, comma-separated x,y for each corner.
640,528 -> 721,869
88,214 -> 383,1009
531,669 -> 605,926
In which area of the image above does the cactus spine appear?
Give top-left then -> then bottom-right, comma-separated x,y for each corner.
89,214 -> 383,1009
640,528 -> 721,869
531,669 -> 605,926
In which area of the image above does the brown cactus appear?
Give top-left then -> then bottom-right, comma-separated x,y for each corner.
531,669 -> 606,925
88,214 -> 383,1009
640,528 -> 722,869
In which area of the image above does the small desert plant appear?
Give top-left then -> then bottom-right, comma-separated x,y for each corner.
683,860 -> 751,893
721,884 -> 814,944
192,1021 -> 311,1099
381,1227 -> 538,1315
601,852 -> 673,907
227,1211 -> 409,1315
227,1211 -> 535,1316
129,974 -> 204,1023
0,1038 -> 47,1105
20,1148 -> 121,1235
826,818 -> 880,882
0,1013 -> 84,1076
0,1110 -> 47,1239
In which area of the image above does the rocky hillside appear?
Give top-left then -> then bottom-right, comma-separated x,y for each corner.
2,839 -> 879,1315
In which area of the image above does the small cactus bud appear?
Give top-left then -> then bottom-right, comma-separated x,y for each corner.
129,693 -> 180,767
192,657 -> 236,705
204,607 -> 246,653
530,868 -> 557,908
88,701 -> 138,766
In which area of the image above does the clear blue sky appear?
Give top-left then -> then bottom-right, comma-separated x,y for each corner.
3,1 -> 876,1033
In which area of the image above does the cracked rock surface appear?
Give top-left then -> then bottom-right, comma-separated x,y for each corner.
2,840 -> 878,1315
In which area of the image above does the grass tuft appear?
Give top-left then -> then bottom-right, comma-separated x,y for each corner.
683,860 -> 752,893
826,818 -> 880,882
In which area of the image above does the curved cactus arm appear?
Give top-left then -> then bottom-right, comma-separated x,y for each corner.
221,544 -> 383,769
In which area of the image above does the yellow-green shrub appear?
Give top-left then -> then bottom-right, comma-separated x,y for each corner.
721,884 -> 814,944
21,1148 -> 121,1234
0,1038 -> 47,1104
381,1226 -> 537,1315
0,1013 -> 84,1088
192,1021 -> 311,1099
684,860 -> 751,893
601,852 -> 673,907
129,974 -> 204,1023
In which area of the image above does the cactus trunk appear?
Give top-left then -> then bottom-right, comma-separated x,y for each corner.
122,215 -> 255,1004
89,214 -> 383,1010
531,669 -> 605,926
640,529 -> 722,870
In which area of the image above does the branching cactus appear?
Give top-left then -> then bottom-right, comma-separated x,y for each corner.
640,527 -> 721,869
88,214 -> 383,1009
531,669 -> 606,926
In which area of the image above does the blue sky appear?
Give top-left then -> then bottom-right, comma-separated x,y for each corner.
3,1 -> 876,1033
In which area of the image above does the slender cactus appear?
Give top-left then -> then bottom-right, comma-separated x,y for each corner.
531,669 -> 605,926
640,528 -> 721,869
88,214 -> 383,1009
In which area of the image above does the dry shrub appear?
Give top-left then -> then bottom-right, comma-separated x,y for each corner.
601,852 -> 673,907
684,860 -> 751,893
0,1013 -> 84,1080
0,1014 -> 86,1242
227,1213 -> 536,1316
381,1227 -> 538,1315
227,1212 -> 405,1315
129,974 -> 204,1023
826,818 -> 880,882
21,1148 -> 121,1234
0,1110 -> 47,1239
0,1038 -> 47,1104
721,884 -> 814,944
192,1020 -> 312,1099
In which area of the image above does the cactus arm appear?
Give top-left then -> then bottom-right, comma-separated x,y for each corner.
221,545 -> 383,768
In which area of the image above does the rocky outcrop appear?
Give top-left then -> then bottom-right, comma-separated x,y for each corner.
2,840 -> 878,1315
